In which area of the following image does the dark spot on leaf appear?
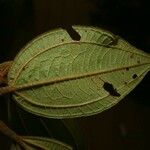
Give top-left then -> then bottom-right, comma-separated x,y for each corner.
29,74 -> 32,78
9,77 -> 14,80
103,82 -> 121,97
126,67 -> 129,71
62,25 -> 81,41
132,74 -> 137,79
137,60 -> 140,64
130,53 -> 134,58
61,39 -> 64,42
124,81 -> 128,84
22,66 -> 28,71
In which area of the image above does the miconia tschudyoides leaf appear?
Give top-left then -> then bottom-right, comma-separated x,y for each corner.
7,26 -> 150,118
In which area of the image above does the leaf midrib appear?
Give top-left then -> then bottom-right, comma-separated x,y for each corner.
10,41 -> 150,85
14,66 -> 149,108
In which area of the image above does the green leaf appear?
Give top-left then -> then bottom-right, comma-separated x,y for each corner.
10,136 -> 72,150
8,26 -> 150,118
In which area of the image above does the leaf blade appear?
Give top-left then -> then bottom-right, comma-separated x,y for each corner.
8,26 -> 150,118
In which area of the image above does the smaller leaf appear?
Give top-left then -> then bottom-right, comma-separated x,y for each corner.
10,136 -> 72,150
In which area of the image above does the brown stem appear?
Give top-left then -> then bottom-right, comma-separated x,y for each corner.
0,61 -> 13,85
0,86 -> 16,96
0,120 -> 29,150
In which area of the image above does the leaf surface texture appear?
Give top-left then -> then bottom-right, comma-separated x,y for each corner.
8,26 -> 150,118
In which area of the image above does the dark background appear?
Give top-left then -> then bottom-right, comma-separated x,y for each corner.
0,0 -> 150,150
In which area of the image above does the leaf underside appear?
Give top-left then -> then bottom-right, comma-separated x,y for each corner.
8,26 -> 150,118
10,136 -> 72,150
